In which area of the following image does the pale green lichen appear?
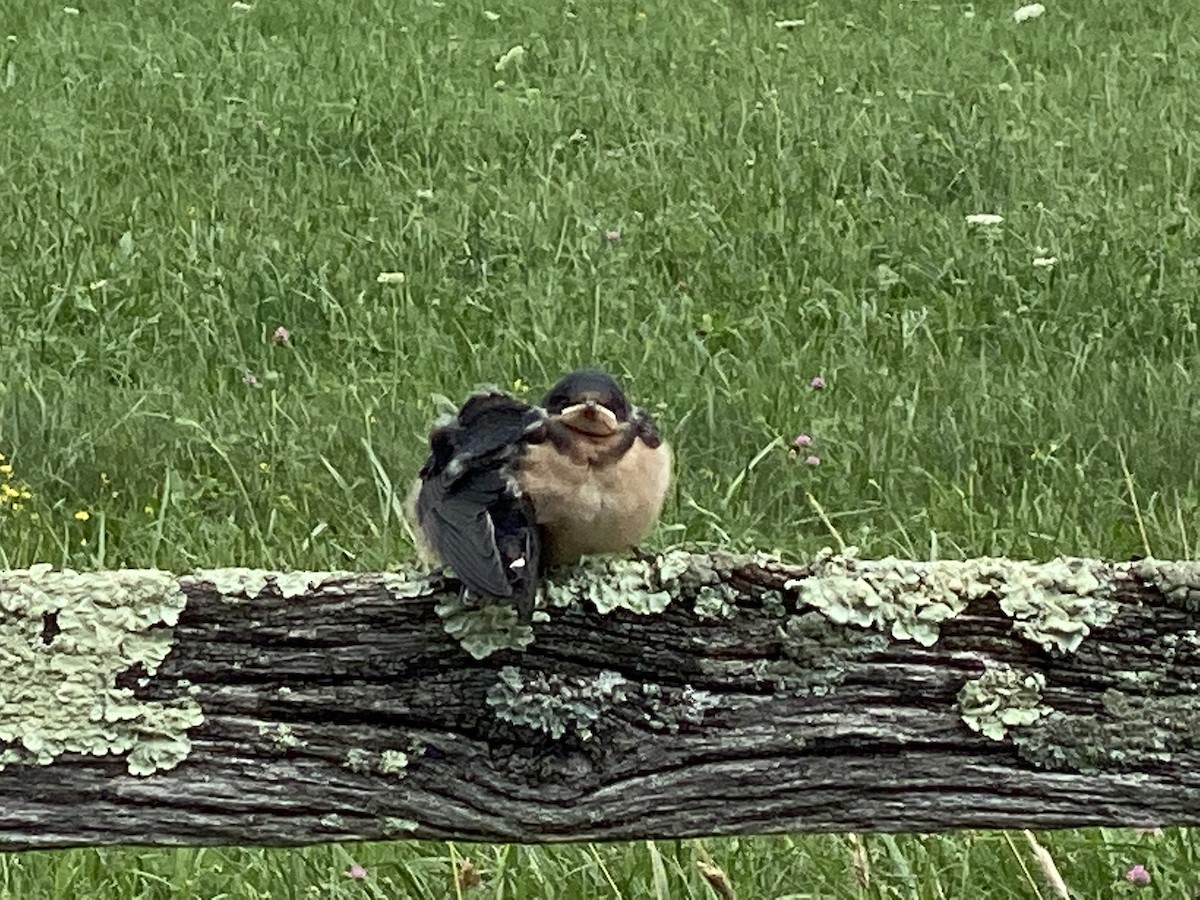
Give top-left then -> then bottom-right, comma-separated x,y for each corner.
344,747 -> 372,773
785,548 -> 969,646
185,568 -> 431,602
1110,632 -> 1200,691
1011,689 -> 1200,773
258,722 -> 304,750
380,816 -> 420,836
1133,559 -> 1200,612
319,813 -> 346,830
436,595 -> 534,659
486,665 -> 629,740
995,557 -> 1116,653
537,551 -> 734,618
342,747 -> 407,776
0,566 -> 203,776
957,666 -> 1050,740
760,612 -> 890,695
379,749 -> 409,775
185,568 -> 272,598
786,549 -> 1120,652
183,569 -> 382,600
271,571 -> 325,599
542,557 -> 672,615
639,682 -> 722,732
760,590 -> 787,618
379,571 -> 442,600
656,550 -> 695,584
693,584 -> 738,620
677,685 -> 721,725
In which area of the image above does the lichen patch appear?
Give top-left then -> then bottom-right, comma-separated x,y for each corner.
763,611 -> 890,695
957,666 -> 1050,741
543,557 -> 672,615
786,549 -> 1120,652
1012,689 -> 1200,773
379,571 -> 443,601
1133,559 -> 1200,612
436,595 -> 534,659
994,557 -> 1116,653
784,548 -> 970,646
0,567 -> 202,776
182,568 -> 272,599
486,665 -> 629,740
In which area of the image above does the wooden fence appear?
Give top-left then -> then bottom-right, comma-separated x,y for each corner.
1,550 -> 1198,850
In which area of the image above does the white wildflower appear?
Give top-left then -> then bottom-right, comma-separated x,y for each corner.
494,45 -> 525,72
231,1 -> 253,8
965,213 -> 1004,226
415,188 -> 434,200
376,272 -> 406,285
1013,3 -> 1045,22
483,10 -> 500,20
774,19 -> 805,29
63,6 -> 80,14
1032,256 -> 1058,268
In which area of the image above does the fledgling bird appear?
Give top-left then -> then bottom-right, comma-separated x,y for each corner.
408,369 -> 671,620
520,369 -> 672,567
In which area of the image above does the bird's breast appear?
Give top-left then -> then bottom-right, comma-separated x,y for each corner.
517,433 -> 672,565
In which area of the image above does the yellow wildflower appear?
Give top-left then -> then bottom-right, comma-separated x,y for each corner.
73,510 -> 90,521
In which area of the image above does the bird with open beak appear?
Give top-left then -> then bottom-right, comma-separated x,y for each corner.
408,369 -> 671,619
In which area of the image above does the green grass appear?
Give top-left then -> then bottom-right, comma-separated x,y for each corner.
1,0 -> 1198,895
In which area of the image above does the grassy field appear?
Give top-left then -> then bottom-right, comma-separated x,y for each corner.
2,0 -> 1198,895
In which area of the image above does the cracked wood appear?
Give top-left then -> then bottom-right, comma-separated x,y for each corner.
1,554 -> 1199,850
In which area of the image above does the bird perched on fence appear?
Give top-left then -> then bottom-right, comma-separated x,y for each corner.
409,369 -> 672,620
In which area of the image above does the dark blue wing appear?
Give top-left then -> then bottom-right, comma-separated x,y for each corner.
416,391 -> 545,607
417,465 -> 519,597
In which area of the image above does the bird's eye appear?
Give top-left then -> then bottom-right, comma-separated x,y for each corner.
603,397 -> 629,421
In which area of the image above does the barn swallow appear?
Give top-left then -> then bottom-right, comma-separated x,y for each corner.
409,369 -> 671,620
520,369 -> 672,567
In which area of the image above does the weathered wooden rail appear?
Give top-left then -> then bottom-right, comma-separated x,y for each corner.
1,550 -> 1198,850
